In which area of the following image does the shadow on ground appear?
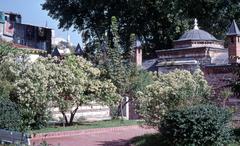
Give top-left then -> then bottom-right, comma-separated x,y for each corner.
97,139 -> 130,146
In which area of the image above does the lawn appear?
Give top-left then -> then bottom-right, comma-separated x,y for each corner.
32,119 -> 143,134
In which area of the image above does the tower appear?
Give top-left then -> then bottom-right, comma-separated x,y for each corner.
227,20 -> 240,64
135,39 -> 142,66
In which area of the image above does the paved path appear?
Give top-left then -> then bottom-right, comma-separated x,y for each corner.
31,125 -> 157,146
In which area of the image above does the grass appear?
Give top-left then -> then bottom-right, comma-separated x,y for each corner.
31,119 -> 143,134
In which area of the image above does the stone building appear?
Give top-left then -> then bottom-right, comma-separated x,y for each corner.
141,19 -> 240,93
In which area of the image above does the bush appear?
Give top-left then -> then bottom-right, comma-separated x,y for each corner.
160,104 -> 233,146
0,97 -> 21,131
136,69 -> 210,127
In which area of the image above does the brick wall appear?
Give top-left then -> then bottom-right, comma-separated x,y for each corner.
202,65 -> 237,95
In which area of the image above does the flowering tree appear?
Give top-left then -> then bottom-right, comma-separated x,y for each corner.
44,55 -> 119,126
0,53 -> 51,129
136,69 -> 211,127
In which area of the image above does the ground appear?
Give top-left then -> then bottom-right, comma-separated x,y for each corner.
31,125 -> 156,146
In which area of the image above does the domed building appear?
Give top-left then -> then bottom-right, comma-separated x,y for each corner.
153,19 -> 229,73
139,19 -> 240,94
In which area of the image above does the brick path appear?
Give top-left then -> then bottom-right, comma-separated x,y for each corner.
31,125 -> 157,146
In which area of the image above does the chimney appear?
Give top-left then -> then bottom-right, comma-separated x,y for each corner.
226,20 -> 240,64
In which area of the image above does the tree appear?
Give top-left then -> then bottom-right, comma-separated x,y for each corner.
96,16 -> 154,118
0,54 -> 51,129
14,60 -> 51,129
0,41 -> 21,61
42,0 -> 240,58
136,69 -> 211,127
44,55 -> 119,126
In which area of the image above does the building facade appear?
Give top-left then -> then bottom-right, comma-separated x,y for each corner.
0,11 -> 52,53
0,11 -> 21,41
142,19 -> 240,93
13,23 -> 52,53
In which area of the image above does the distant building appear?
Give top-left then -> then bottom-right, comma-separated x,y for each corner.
140,19 -> 240,94
51,30 -> 73,46
0,11 -> 21,41
13,23 -> 52,53
0,11 -> 52,53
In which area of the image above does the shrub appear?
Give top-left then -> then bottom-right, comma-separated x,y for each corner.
0,97 -> 21,131
160,104 -> 233,146
136,69 -> 210,127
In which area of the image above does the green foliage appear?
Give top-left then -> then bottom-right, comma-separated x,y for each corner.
96,17 -> 154,118
0,54 -> 51,130
42,0 -> 240,57
160,104 -> 233,146
0,51 -> 119,128
136,69 -> 211,127
15,59 -> 51,129
99,17 -> 154,97
0,97 -> 21,131
0,41 -> 20,61
43,55 -> 119,126
0,42 -> 22,99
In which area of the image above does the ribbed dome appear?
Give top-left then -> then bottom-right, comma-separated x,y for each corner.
177,29 -> 217,41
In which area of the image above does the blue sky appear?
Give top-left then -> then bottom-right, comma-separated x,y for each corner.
0,0 -> 81,46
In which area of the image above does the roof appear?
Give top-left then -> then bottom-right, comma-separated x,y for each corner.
75,43 -> 84,55
1,11 -> 21,16
176,29 -> 217,41
157,60 -> 198,67
142,59 -> 158,71
51,47 -> 61,57
176,18 -> 217,41
15,23 -> 52,30
226,20 -> 240,36
156,46 -> 226,52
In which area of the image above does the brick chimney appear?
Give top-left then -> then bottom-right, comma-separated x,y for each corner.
135,40 -> 142,66
227,20 -> 240,64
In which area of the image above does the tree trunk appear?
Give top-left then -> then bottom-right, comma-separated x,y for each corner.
60,104 -> 80,126
69,106 -> 79,126
61,111 -> 69,126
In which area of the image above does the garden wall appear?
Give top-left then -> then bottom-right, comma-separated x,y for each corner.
50,104 -> 111,122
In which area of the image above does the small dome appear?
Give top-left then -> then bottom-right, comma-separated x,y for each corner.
177,29 -> 217,41
177,19 -> 217,41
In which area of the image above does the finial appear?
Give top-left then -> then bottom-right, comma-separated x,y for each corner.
194,18 -> 199,30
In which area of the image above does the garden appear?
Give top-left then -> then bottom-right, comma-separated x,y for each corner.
1,16 -> 240,146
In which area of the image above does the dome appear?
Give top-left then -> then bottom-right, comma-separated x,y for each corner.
177,29 -> 217,41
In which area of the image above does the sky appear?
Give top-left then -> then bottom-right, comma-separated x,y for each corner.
0,0 -> 81,46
